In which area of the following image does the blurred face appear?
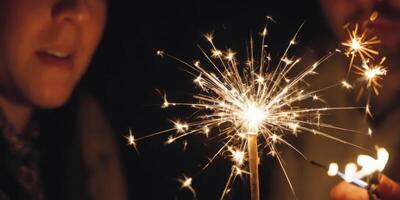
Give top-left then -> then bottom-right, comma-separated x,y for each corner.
0,0 -> 107,109
320,0 -> 400,54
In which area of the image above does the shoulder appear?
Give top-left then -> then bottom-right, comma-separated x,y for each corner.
74,93 -> 127,200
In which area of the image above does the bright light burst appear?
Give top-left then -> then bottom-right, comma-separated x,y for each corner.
354,57 -> 387,95
341,24 -> 380,75
339,17 -> 388,117
132,19 -> 369,199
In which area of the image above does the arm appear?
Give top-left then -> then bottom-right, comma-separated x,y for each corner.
76,95 -> 127,200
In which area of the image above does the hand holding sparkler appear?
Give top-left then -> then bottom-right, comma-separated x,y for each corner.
330,175 -> 400,200
311,147 -> 400,200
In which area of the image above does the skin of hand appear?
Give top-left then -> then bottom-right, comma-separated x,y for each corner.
330,175 -> 400,200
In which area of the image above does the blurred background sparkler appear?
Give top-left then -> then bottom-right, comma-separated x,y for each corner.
339,12 -> 388,118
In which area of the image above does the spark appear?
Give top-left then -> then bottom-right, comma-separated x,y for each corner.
157,50 -> 165,57
179,176 -> 197,199
271,134 -> 279,143
204,33 -> 214,42
341,81 -> 353,89
166,136 -> 175,144
366,104 -> 372,118
203,126 -> 210,137
174,121 -> 189,133
125,129 -> 138,152
288,123 -> 299,134
266,16 -> 276,23
256,75 -> 265,84
212,49 -> 223,58
261,28 -> 267,36
224,49 -> 236,61
281,57 -> 293,65
162,94 -> 170,108
354,58 -> 387,95
234,166 -> 244,175
183,140 -> 188,151
369,11 -> 379,22
341,24 -> 380,75
134,20 -> 369,199
368,128 -> 373,136
229,147 -> 245,166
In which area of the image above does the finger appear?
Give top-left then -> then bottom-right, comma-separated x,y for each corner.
330,181 -> 369,200
376,175 -> 400,200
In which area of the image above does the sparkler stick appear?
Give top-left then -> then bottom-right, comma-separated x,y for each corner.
310,160 -> 369,188
247,134 -> 260,200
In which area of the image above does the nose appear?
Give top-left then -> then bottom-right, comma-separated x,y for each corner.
52,0 -> 90,24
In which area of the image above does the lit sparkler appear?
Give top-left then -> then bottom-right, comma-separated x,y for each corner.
339,12 -> 389,118
132,19 -> 369,200
310,147 -> 389,195
341,24 -> 380,76
326,147 -> 389,188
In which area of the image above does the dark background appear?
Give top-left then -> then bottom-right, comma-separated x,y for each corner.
81,0 -> 331,199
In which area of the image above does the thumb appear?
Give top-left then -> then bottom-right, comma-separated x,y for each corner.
375,175 -> 400,200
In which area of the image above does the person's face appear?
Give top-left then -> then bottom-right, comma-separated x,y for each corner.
320,0 -> 400,54
0,0 -> 107,109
